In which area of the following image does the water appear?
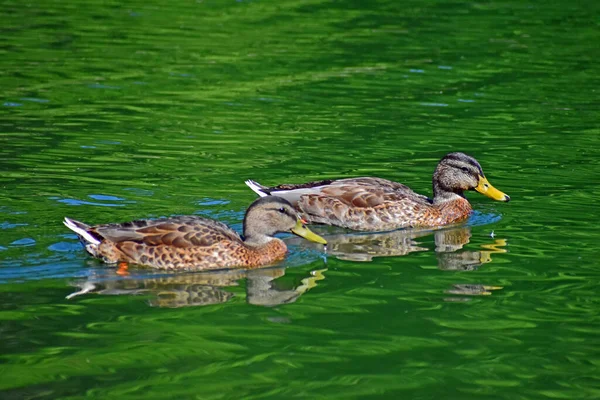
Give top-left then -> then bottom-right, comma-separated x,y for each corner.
1,0 -> 599,398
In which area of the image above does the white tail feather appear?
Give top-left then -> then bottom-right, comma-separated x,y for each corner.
66,282 -> 96,300
63,217 -> 101,245
245,180 -> 269,197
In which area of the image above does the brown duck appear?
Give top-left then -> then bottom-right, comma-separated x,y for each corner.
64,197 -> 327,271
245,152 -> 510,232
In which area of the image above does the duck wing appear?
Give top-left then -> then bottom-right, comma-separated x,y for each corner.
320,177 -> 431,203
246,177 -> 432,231
87,216 -> 242,248
246,177 -> 431,207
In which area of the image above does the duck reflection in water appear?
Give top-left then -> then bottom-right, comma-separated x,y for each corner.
289,225 -> 506,265
67,265 -> 326,308
287,225 -> 507,300
67,225 -> 506,306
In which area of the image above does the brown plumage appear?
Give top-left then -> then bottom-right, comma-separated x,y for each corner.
246,152 -> 510,231
64,197 -> 326,271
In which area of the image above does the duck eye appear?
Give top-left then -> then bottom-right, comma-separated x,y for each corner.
278,207 -> 286,213
461,167 -> 469,173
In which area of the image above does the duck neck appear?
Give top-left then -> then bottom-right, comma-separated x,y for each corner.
432,171 -> 465,205
432,187 -> 465,205
243,236 -> 288,266
243,233 -> 275,247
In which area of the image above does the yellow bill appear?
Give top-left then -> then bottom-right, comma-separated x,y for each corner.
291,220 -> 327,244
475,176 -> 510,202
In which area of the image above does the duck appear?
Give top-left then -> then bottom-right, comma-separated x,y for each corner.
63,196 -> 327,271
245,152 -> 509,232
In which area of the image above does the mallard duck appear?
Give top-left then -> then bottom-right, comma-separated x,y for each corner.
63,197 -> 327,271
245,152 -> 509,231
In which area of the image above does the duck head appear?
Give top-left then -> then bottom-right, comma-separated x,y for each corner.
432,152 -> 510,204
243,196 -> 327,246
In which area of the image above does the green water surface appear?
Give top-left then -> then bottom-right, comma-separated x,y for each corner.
1,0 -> 599,398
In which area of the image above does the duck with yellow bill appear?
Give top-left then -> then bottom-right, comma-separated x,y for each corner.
63,197 -> 327,271
245,152 -> 509,231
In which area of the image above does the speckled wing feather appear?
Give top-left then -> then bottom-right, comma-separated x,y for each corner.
87,216 -> 249,269
91,216 -> 242,247
264,177 -> 434,231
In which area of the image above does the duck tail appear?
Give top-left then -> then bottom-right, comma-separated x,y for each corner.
245,180 -> 270,197
63,217 -> 101,245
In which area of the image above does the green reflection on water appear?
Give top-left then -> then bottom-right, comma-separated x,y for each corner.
1,0 -> 600,398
